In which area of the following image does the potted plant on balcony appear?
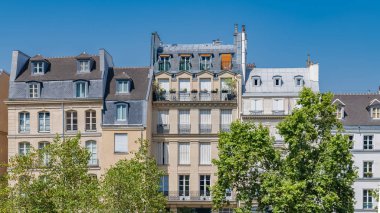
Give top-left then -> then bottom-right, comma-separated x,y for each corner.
221,89 -> 229,93
211,88 -> 218,93
180,88 -> 188,93
191,89 -> 198,93
169,88 -> 176,94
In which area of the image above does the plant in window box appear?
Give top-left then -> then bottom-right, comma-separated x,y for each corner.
180,88 -> 188,93
159,88 -> 166,95
201,89 -> 208,93
211,89 -> 218,93
191,89 -> 198,93
169,88 -> 176,94
221,89 -> 229,93
365,172 -> 373,178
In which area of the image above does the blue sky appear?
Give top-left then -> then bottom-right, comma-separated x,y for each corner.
0,0 -> 379,92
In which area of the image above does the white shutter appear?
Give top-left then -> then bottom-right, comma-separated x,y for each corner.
179,143 -> 190,164
179,110 -> 190,124
179,79 -> 190,91
114,134 -> 128,153
243,99 -> 251,114
158,110 -> 168,125
277,99 -> 284,110
221,109 -> 232,125
256,99 -> 263,111
200,109 -> 211,125
200,78 -> 211,91
158,79 -> 170,92
200,143 -> 211,165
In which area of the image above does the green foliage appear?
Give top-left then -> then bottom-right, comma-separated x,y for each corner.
102,138 -> 166,212
260,88 -> 357,212
212,121 -> 280,212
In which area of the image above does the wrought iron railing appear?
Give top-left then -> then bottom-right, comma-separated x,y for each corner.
164,191 -> 235,201
199,124 -> 212,134
157,124 -> 170,134
220,124 -> 231,132
178,124 -> 191,134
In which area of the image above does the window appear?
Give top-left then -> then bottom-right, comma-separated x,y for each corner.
158,56 -> 170,71
114,133 -> 128,153
200,175 -> 211,197
117,80 -> 129,93
75,82 -> 87,98
363,135 -> 373,150
32,62 -> 44,74
178,143 -> 190,165
85,110 -> 96,131
221,54 -> 232,70
38,142 -> 50,166
19,112 -> 30,132
66,111 -> 77,131
220,109 -> 232,132
199,109 -> 211,133
200,56 -> 211,70
179,56 -> 191,71
336,106 -> 344,119
371,107 -> 380,119
159,175 -> 169,196
252,76 -> 261,87
199,78 -> 211,93
158,79 -> 170,93
200,143 -> 211,165
116,104 -> 127,121
178,110 -> 190,133
363,189 -> 373,209
79,60 -> 90,72
348,135 -> 354,149
19,142 -> 30,155
251,99 -> 263,113
157,142 -> 169,165
29,83 -> 39,98
273,76 -> 282,86
157,110 -> 169,133
273,99 -> 284,113
295,76 -> 304,87
363,161 -> 373,178
86,141 -> 98,166
38,112 -> 50,132
178,175 -> 190,198
293,98 -> 301,109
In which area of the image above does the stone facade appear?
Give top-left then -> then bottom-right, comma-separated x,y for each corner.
0,71 -> 9,175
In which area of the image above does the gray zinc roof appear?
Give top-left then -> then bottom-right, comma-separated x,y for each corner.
161,43 -> 234,53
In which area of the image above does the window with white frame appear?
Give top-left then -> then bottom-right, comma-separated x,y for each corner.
19,112 -> 30,132
86,141 -> 98,166
66,111 -> 78,131
32,62 -> 44,74
273,76 -> 282,86
200,175 -> 211,197
200,143 -> 211,165
19,142 -> 30,155
252,76 -> 261,87
116,104 -> 127,121
251,99 -> 263,113
159,175 -> 169,196
158,110 -> 169,125
371,107 -> 380,119
178,143 -> 190,165
200,55 -> 211,70
363,189 -> 373,209
79,60 -> 90,72
273,99 -> 284,113
75,82 -> 87,98
38,112 -> 50,132
85,110 -> 96,131
178,110 -> 190,133
220,109 -> 232,132
295,76 -> 304,87
157,142 -> 169,165
179,79 -> 191,93
336,106 -> 344,119
117,80 -> 129,93
179,56 -> 191,71
38,142 -> 50,166
199,109 -> 211,133
158,79 -> 170,93
178,175 -> 190,198
158,56 -> 170,71
363,135 -> 373,150
114,133 -> 128,153
29,83 -> 39,98
199,78 -> 212,93
363,161 -> 373,178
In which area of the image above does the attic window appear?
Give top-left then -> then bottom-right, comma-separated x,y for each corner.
273,76 -> 282,87
252,76 -> 261,87
79,60 -> 91,72
371,107 -> 380,119
295,76 -> 304,87
336,106 -> 344,119
32,62 -> 44,74
117,80 -> 130,94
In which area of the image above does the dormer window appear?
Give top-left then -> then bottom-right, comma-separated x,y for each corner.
33,62 -> 44,74
336,106 -> 344,119
75,81 -> 88,98
295,76 -> 304,87
158,55 -> 170,72
116,104 -> 127,121
79,60 -> 91,72
200,54 -> 211,70
28,83 -> 40,98
371,107 -> 380,119
117,80 -> 130,94
252,76 -> 261,87
273,76 -> 282,87
179,55 -> 191,71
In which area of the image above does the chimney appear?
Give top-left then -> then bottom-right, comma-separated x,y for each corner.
234,24 -> 238,34
213,39 -> 222,45
306,54 -> 313,67
242,24 -> 246,32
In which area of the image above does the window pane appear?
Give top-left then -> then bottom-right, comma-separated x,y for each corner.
114,134 -> 128,152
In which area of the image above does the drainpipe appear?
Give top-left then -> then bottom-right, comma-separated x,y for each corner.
62,102 -> 65,140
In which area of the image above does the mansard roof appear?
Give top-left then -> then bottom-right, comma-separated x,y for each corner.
161,43 -> 234,53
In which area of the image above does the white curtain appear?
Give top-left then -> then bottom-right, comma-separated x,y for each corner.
179,143 -> 190,164
252,99 -> 263,111
273,99 -> 284,111
158,110 -> 169,124
158,79 -> 170,92
200,78 -> 211,91
221,109 -> 232,125
199,109 -> 211,125
179,110 -> 190,124
200,143 -> 211,165
114,134 -> 128,152
179,79 -> 190,91
157,142 -> 169,165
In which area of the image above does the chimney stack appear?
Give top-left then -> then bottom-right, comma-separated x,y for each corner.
234,24 -> 238,34
242,24 -> 246,32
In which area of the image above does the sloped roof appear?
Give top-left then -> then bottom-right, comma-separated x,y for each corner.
161,43 -> 234,53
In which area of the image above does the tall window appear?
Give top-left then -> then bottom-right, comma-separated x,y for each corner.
336,106 -> 344,119
178,110 -> 190,133
252,76 -> 261,87
179,56 -> 191,71
75,82 -> 87,98
252,99 -> 263,113
116,104 -> 127,121
159,175 -> 169,196
158,79 -> 170,93
371,107 -> 380,119
114,133 -> 128,153
86,141 -> 98,166
199,143 -> 211,165
19,142 -> 30,155
363,189 -> 373,209
38,142 -> 50,166
33,62 -> 44,74
19,112 -> 30,132
178,175 -> 190,198
295,76 -> 304,86
158,56 -> 170,71
220,109 -> 232,132
38,112 -> 50,132
200,175 -> 211,197
79,60 -> 90,72
273,99 -> 284,113
199,109 -> 211,133
157,142 -> 169,165
66,111 -> 78,131
273,76 -> 282,86
178,143 -> 190,165
200,56 -> 211,70
117,80 -> 129,93
363,161 -> 373,178
85,110 -> 96,131
363,135 -> 373,150
221,54 -> 232,70
29,83 -> 39,98
157,110 -> 169,134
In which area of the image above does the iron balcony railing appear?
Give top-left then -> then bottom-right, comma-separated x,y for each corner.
249,110 -> 264,115
154,91 -> 236,102
163,191 -> 235,202
88,158 -> 99,167
220,124 -> 231,132
199,124 -> 212,134
272,110 -> 285,115
178,124 -> 191,134
157,124 -> 170,134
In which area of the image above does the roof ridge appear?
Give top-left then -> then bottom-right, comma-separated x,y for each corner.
114,66 -> 149,69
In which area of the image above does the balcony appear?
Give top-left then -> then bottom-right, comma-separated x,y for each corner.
249,110 -> 263,115
178,124 -> 191,134
167,191 -> 212,201
88,158 -> 99,167
220,124 -> 231,132
199,124 -> 212,134
157,124 -> 170,134
154,91 -> 236,102
272,110 -> 285,115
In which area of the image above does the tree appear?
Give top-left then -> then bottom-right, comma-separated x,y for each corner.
4,134 -> 101,212
260,88 -> 357,212
102,138 -> 166,212
212,121 -> 280,212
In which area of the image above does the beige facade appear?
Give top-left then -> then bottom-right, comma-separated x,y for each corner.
0,71 -> 9,175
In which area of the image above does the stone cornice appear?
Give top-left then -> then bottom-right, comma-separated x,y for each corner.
241,114 -> 287,120
153,101 -> 237,108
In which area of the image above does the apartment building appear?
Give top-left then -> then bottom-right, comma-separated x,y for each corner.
333,94 -> 380,213
0,70 -> 9,175
241,61 -> 320,144
150,25 -> 246,213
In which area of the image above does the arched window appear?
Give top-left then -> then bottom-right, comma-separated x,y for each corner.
85,110 -> 96,131
66,111 -> 78,131
38,141 -> 50,166
116,104 -> 127,121
19,112 -> 30,133
19,142 -> 30,155
86,141 -> 98,167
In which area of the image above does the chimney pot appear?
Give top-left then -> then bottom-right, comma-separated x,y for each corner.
242,25 -> 246,32
234,24 -> 238,34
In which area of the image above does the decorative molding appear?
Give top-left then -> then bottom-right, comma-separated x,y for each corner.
241,114 -> 287,120
153,101 -> 237,108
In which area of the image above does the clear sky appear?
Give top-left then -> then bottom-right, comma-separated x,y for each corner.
0,0 -> 379,92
